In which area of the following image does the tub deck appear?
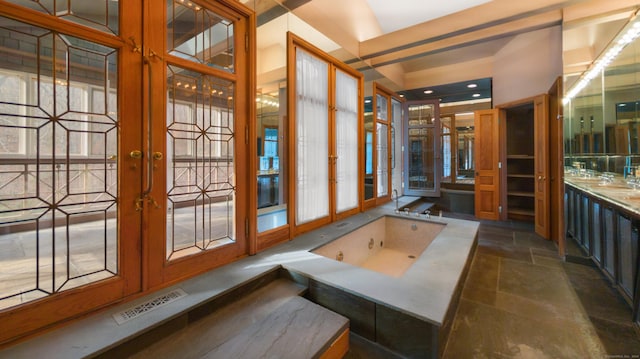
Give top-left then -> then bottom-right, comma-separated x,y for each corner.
0,197 -> 478,359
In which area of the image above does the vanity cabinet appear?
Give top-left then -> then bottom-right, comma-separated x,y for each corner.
565,181 -> 640,312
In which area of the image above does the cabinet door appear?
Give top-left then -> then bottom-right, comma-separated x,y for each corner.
534,95 -> 550,238
474,109 -> 500,220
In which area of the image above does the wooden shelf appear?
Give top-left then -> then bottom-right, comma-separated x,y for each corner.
508,208 -> 535,216
507,155 -> 534,159
507,174 -> 535,179
507,191 -> 534,198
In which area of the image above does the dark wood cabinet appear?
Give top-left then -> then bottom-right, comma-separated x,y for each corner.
565,183 -> 640,315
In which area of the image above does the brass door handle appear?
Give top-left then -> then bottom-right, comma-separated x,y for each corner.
130,150 -> 142,159
153,152 -> 163,160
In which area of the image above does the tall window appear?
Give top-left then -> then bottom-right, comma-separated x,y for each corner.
289,33 -> 362,234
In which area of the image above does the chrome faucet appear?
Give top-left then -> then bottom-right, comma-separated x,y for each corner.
393,189 -> 399,211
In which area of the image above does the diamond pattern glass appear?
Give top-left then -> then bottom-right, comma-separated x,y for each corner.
0,17 -> 118,310
166,64 -> 235,260
4,0 -> 119,34
167,0 -> 234,72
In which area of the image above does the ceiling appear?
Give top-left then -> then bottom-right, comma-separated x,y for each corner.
246,0 -> 639,104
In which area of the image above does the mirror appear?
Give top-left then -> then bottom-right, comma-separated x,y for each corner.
364,98 -> 374,200
457,128 -> 475,180
564,15 -> 640,176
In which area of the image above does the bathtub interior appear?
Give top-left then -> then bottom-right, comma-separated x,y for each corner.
311,216 -> 445,277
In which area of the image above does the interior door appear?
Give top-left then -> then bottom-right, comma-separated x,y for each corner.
534,94 -> 550,238
404,100 -> 440,197
474,109 -> 501,220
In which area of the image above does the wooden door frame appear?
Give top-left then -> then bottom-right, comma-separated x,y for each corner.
0,0 -> 143,344
145,0 -> 255,289
548,77 -> 565,255
495,94 -> 554,239
373,83 -> 398,207
287,32 -> 363,236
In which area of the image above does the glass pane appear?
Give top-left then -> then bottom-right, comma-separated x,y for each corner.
5,0 -> 119,34
377,122 -> 388,197
335,70 -> 358,213
0,17 -> 118,310
391,98 -> 402,195
407,104 -> 436,191
376,94 -> 388,121
166,64 -> 236,260
295,49 -> 329,225
167,0 -> 235,72
257,91 -> 287,232
364,102 -> 374,200
441,116 -> 452,182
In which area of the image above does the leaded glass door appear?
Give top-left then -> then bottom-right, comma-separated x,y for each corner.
404,100 -> 441,197
0,0 -> 142,343
146,0 -> 251,286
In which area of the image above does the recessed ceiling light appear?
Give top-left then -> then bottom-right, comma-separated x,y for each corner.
467,83 -> 478,88
399,94 -> 405,97
424,90 -> 433,94
365,99 -> 372,103
619,103 -> 627,107
472,93 -> 481,98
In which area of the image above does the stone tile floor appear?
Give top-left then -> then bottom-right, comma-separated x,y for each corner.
442,216 -> 640,358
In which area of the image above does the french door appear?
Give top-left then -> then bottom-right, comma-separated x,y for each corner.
0,0 -> 143,343
145,0 -> 252,288
0,0 -> 253,343
404,100 -> 441,197
288,33 -> 362,235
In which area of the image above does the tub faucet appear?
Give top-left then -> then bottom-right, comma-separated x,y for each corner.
393,189 -> 399,211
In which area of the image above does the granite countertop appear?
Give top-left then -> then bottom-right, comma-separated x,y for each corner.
0,196 -> 479,359
565,174 -> 640,215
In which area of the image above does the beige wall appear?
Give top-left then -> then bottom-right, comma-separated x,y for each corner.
492,26 -> 563,105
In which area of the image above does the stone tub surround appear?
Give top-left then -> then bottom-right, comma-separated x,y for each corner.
0,196 -> 478,359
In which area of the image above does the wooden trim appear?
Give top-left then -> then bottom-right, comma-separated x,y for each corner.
145,0 -> 253,289
287,32 -> 365,236
0,1 -> 123,49
257,225 -> 290,252
319,328 -> 350,359
0,0 -> 144,345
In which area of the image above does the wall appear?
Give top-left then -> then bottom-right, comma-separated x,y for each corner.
492,26 -> 563,105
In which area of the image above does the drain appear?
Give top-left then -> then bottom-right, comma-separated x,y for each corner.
113,289 -> 187,325
408,255 -> 416,259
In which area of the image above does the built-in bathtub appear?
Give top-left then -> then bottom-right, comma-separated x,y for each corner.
312,216 -> 445,277
284,208 -> 478,358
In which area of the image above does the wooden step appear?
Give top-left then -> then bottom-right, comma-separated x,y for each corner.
129,278 -> 311,359
203,296 -> 349,359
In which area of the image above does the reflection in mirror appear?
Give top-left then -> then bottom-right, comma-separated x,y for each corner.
565,17 -> 640,177
441,116 -> 452,183
257,90 -> 287,232
457,127 -> 475,181
364,97 -> 374,200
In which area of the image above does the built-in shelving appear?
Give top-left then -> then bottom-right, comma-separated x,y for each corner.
505,105 -> 535,221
